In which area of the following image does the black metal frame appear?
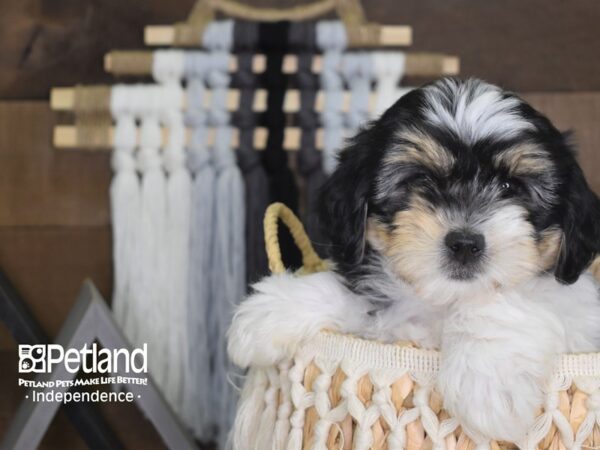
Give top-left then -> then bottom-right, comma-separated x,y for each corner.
0,275 -> 197,450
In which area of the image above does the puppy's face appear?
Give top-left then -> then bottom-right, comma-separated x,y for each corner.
368,128 -> 561,303
320,78 -> 600,306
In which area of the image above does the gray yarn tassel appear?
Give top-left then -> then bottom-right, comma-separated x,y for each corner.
182,51 -> 216,441
203,20 -> 244,449
211,127 -> 245,450
317,21 -> 347,175
342,52 -> 374,132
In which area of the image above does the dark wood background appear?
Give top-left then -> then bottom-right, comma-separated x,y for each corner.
1,1 -> 599,448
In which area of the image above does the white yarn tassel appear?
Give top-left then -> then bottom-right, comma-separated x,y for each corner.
136,86 -> 169,390
152,50 -> 186,86
372,51 -> 407,117
152,53 -> 190,418
183,51 -> 215,441
316,21 -> 347,175
231,369 -> 268,450
109,85 -> 140,341
273,361 -> 293,450
164,104 -> 191,417
255,367 -> 281,450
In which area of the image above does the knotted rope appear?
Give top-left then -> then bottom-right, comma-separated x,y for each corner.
263,202 -> 327,275
372,51 -> 408,117
232,20 -> 270,284
290,21 -> 327,253
341,52 -> 373,131
109,84 -> 141,348
316,20 -> 347,175
182,50 -> 215,441
259,21 -> 303,270
204,20 -> 245,449
152,51 -> 191,419
136,85 -> 170,390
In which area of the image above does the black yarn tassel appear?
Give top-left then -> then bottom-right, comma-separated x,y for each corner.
258,21 -> 302,269
232,21 -> 271,283
289,21 -> 328,256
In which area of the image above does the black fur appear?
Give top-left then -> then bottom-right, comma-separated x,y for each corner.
554,161 -> 600,283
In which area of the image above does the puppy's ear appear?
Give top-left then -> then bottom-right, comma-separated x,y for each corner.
555,161 -> 600,284
318,127 -> 382,269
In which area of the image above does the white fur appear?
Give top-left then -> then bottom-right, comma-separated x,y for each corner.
422,79 -> 535,145
228,268 -> 600,443
438,290 -> 565,442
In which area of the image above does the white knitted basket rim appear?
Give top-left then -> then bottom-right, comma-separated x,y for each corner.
305,331 -> 600,377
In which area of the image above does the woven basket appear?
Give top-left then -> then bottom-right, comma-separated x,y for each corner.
232,202 -> 600,450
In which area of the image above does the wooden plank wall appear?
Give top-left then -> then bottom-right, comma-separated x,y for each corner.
0,1 -> 599,448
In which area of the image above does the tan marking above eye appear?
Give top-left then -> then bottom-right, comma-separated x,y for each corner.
493,143 -> 553,176
386,128 -> 455,175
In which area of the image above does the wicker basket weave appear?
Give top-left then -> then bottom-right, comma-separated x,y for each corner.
232,202 -> 600,450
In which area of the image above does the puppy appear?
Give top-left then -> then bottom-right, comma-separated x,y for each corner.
229,78 -> 600,443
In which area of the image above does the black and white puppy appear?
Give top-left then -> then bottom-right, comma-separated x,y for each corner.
229,78 -> 600,442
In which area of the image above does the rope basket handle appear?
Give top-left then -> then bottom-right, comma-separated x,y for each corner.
264,202 -> 328,274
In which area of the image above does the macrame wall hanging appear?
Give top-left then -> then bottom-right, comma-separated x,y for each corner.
50,1 -> 461,447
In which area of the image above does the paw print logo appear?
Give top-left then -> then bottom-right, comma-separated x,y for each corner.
19,345 -> 46,373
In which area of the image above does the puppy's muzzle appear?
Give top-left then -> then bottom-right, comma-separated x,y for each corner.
445,230 -> 486,266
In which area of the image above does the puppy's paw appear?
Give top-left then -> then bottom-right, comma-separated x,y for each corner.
227,272 -> 351,368
438,294 -> 563,442
227,293 -> 292,368
438,363 -> 543,442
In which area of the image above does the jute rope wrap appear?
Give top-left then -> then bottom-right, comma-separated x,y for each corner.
232,203 -> 600,450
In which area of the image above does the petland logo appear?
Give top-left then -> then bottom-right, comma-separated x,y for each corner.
19,343 -> 147,374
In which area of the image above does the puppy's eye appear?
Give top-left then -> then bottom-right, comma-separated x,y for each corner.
499,180 -> 520,197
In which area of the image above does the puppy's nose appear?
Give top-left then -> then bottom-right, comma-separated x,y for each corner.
445,231 -> 486,264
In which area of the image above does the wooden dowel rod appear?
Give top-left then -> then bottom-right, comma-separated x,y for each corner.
104,51 -> 459,77
53,125 -> 328,151
379,26 -> 412,47
51,86 -> 412,114
51,88 -> 76,111
145,26 -> 175,46
144,24 -> 412,47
